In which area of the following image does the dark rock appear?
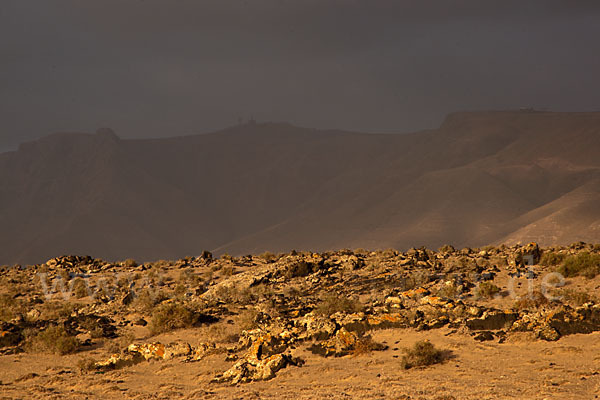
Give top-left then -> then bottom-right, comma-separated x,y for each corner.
466,310 -> 518,331
0,322 -> 23,348
473,331 -> 495,341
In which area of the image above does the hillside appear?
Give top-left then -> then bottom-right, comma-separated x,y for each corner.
1,111 -> 600,264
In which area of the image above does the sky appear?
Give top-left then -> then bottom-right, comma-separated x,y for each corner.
1,0 -> 600,152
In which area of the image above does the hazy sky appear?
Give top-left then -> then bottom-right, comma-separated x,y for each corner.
1,0 -> 600,152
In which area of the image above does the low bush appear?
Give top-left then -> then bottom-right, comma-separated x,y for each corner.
0,294 -> 23,321
24,325 -> 80,355
259,251 -> 279,263
351,335 -> 386,357
76,357 -> 98,373
71,278 -> 89,299
477,281 -> 501,299
559,288 -> 597,306
556,252 -> 600,278
513,290 -> 549,310
401,340 -> 444,369
314,293 -> 363,316
149,302 -> 198,335
540,251 -> 566,267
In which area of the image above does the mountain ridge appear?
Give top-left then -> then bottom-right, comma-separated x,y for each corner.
2,111 -> 600,265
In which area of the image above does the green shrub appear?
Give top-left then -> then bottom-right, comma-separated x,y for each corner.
149,302 -> 198,335
556,252 -> 600,278
24,325 -> 80,355
477,281 -> 501,299
401,340 -> 444,369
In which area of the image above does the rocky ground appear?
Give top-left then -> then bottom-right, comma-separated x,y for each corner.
1,243 -> 600,399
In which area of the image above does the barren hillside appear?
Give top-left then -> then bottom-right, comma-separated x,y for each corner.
1,111 -> 599,265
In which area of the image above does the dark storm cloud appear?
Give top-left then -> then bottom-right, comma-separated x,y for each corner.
1,0 -> 600,151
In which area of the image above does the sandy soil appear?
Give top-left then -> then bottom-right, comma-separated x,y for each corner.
2,327 -> 600,399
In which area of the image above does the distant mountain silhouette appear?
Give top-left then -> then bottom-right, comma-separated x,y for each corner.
1,111 -> 600,265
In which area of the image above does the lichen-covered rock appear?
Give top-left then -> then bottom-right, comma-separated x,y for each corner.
295,313 -> 337,340
95,353 -> 142,370
308,327 -> 359,357
510,304 -> 600,341
188,342 -> 218,361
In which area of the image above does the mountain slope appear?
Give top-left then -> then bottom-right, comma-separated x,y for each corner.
1,111 -> 599,264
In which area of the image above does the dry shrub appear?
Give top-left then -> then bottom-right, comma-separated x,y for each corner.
237,308 -> 260,331
557,252 -> 600,278
436,283 -> 460,299
149,302 -> 199,335
438,244 -> 455,253
72,278 -> 89,299
76,357 -> 97,373
559,288 -> 597,306
132,288 -> 168,313
315,293 -> 362,316
0,294 -> 24,321
401,340 -> 444,369
122,259 -> 138,268
477,281 -> 500,299
403,271 -> 431,290
540,252 -> 566,267
513,290 -> 549,310
351,335 -> 386,357
37,301 -> 81,320
24,325 -> 80,355
259,251 -> 279,263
